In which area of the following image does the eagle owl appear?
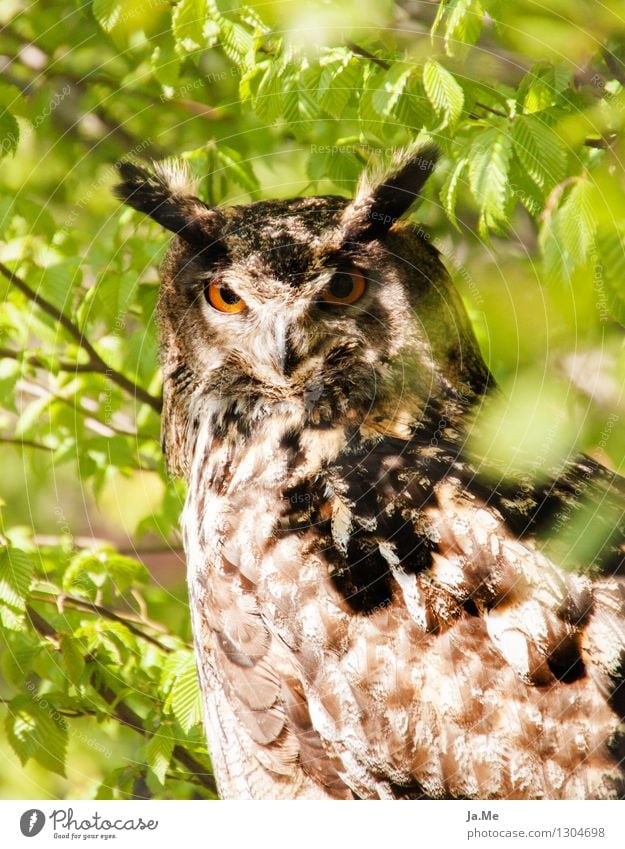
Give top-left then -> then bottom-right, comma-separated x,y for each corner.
115,145 -> 625,800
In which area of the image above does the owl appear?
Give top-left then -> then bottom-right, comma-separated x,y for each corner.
115,145 -> 625,800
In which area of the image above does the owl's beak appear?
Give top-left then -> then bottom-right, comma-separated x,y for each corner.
271,314 -> 298,377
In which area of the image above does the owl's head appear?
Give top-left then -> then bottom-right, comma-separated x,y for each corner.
115,146 -> 490,475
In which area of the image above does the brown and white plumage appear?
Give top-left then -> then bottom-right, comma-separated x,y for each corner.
115,146 -> 625,799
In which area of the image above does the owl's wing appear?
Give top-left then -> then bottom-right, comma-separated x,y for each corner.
188,534 -> 353,799
288,418 -> 625,797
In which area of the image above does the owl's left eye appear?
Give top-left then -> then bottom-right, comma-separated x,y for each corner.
205,279 -> 246,314
320,267 -> 366,306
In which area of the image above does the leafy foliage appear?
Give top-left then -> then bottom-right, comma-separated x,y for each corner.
1,0 -> 625,798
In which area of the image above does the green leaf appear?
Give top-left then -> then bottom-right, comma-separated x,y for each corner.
216,146 -> 259,196
440,156 -> 468,229
508,156 -> 545,217
370,62 -> 413,119
5,694 -> 68,776
0,547 -> 33,630
423,58 -> 464,127
512,114 -> 567,191
0,109 -> 19,158
162,651 -> 202,732
519,62 -> 571,115
94,270 -> 137,326
306,146 -> 362,187
172,0 -> 219,55
556,179 -> 597,266
468,127 -> 513,231
595,229 -> 625,326
254,62 -> 284,123
146,731 -> 175,785
318,52 -> 361,118
74,619 -> 138,666
63,547 -> 148,599
60,634 -> 86,685
444,0 -> 484,57
92,0 -> 124,33
37,260 -> 82,314
151,29 -> 181,87
219,18 -> 254,68
0,358 -> 21,413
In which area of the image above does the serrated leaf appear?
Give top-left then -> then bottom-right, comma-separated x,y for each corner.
60,634 -> 86,685
36,259 -> 82,314
172,0 -> 219,55
423,58 -> 464,127
469,127 -> 513,229
440,156 -> 468,229
1,631 -> 42,686
94,270 -> 137,325
318,52 -> 361,119
520,62 -> 571,115
146,731 -> 175,785
512,114 -> 567,191
92,0 -> 124,33
151,29 -> 181,87
5,694 -> 68,776
556,179 -> 597,266
254,62 -> 284,122
371,62 -> 413,119
63,547 -> 148,599
444,0 -> 484,57
0,547 -> 33,615
220,19 -> 254,68
163,651 -> 202,732
394,75 -> 434,129
508,157 -> 544,217
216,146 -> 259,196
74,619 -> 138,666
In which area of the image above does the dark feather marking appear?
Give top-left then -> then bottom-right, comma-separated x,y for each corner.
546,634 -> 586,684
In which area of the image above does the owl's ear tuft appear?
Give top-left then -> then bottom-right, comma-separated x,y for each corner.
113,160 -> 224,247
341,142 -> 439,242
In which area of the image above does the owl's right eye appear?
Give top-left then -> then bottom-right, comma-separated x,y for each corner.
205,279 -> 246,314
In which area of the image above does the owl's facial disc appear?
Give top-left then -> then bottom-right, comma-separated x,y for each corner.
197,259 -> 376,387
114,142 -> 443,423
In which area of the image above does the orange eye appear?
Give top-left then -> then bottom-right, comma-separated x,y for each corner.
206,279 -> 245,314
320,267 -> 366,306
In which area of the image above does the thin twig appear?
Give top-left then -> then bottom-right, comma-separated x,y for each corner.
583,134 -> 617,149
0,262 -> 162,412
30,534 -> 183,556
602,48 -> 625,87
0,347 -> 97,373
30,591 -> 177,651
345,40 -> 390,69
475,100 -> 507,118
0,436 -> 54,451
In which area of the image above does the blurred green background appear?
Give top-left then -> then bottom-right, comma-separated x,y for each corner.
1,0 -> 625,798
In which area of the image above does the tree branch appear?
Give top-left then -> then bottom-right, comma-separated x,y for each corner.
0,262 -> 162,412
25,604 -> 218,796
97,685 -> 218,796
